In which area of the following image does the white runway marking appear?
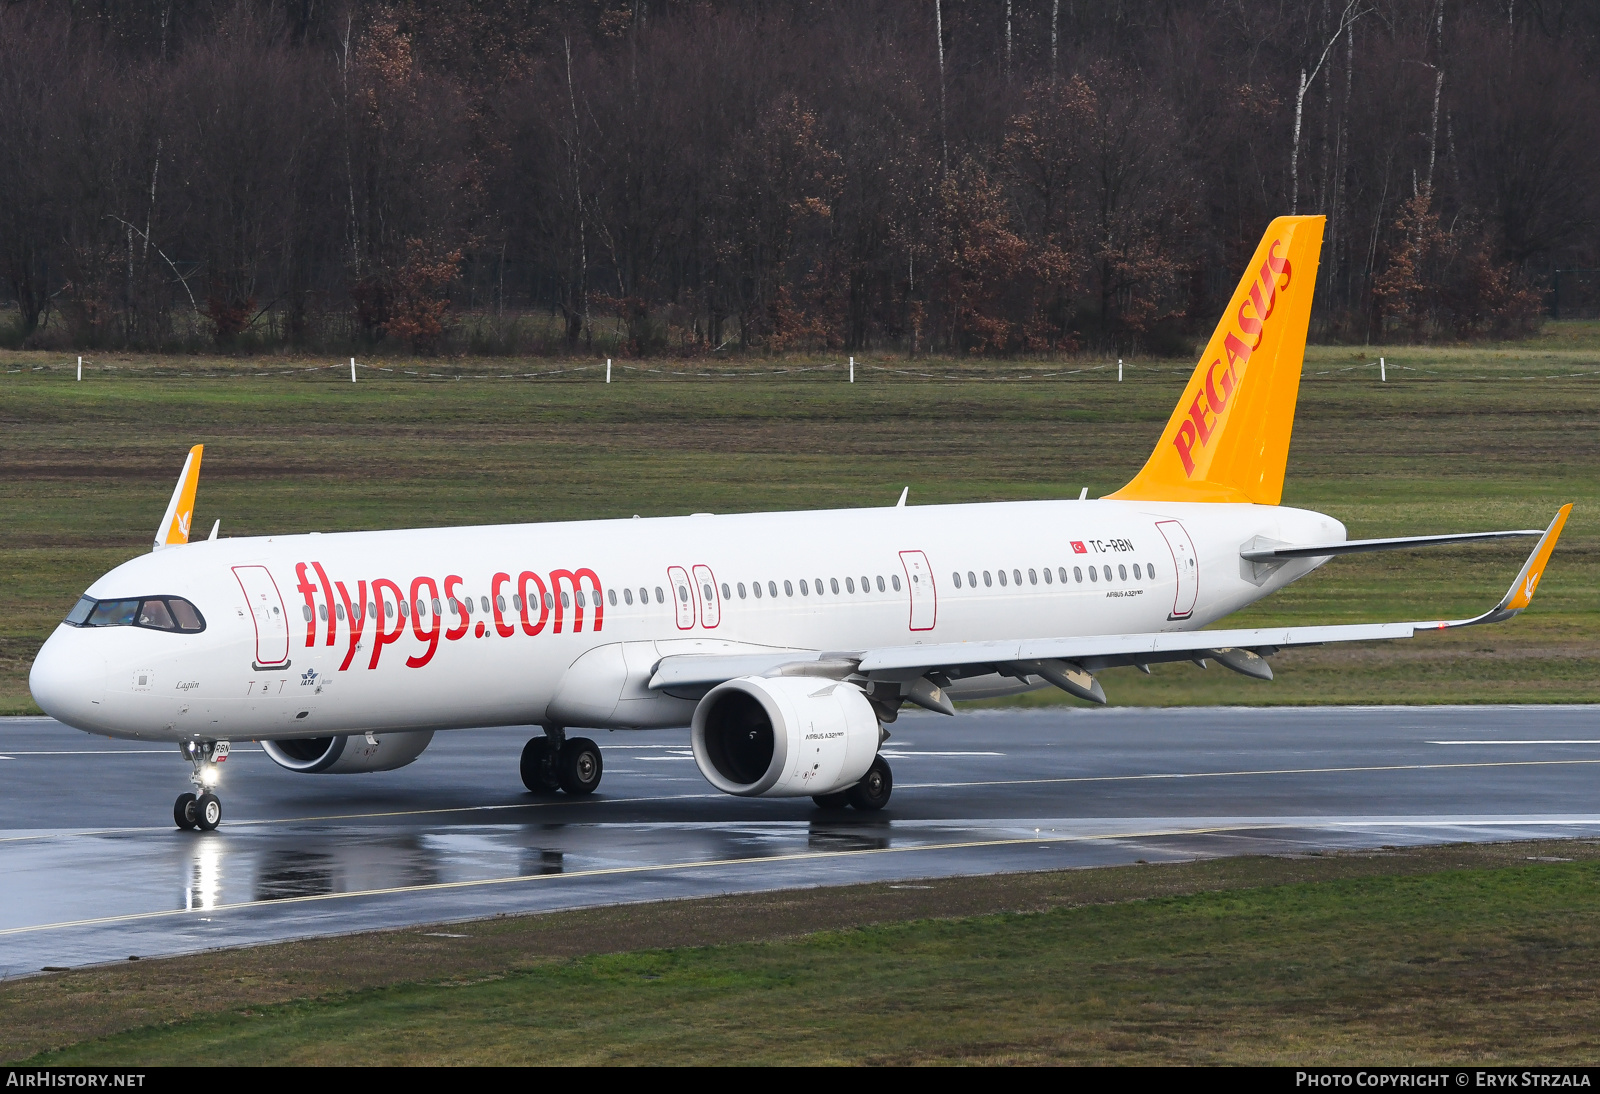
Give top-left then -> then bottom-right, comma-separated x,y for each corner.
1429,740 -> 1600,746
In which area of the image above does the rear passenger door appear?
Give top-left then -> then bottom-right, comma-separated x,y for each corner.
666,566 -> 695,630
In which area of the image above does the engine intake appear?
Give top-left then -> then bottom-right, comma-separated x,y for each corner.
691,676 -> 879,797
262,731 -> 434,774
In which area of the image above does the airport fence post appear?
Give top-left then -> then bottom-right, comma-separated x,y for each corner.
77,356 -> 82,381
1118,358 -> 1123,381
1380,356 -> 1386,382
607,358 -> 612,383
849,356 -> 854,382
351,357 -> 357,383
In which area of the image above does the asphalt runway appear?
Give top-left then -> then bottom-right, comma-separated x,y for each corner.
4,704 -> 1600,977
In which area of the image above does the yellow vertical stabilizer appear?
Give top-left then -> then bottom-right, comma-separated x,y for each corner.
153,444 -> 204,550
1107,215 -> 1325,505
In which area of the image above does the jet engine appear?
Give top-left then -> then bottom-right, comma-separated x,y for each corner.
690,676 -> 880,797
261,731 -> 434,774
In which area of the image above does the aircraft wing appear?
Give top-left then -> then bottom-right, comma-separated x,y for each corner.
649,505 -> 1570,708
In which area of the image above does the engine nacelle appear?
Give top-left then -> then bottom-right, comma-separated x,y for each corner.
691,676 -> 880,797
261,731 -> 434,774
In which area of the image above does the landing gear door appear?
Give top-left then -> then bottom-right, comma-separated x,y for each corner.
667,566 -> 695,630
1155,520 -> 1199,620
691,564 -> 721,629
233,565 -> 291,665
898,550 -> 937,631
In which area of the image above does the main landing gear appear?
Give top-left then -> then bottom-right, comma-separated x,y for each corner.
813,755 -> 893,812
174,739 -> 228,831
520,726 -> 603,796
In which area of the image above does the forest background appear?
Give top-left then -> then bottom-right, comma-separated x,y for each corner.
2,0 -> 1598,358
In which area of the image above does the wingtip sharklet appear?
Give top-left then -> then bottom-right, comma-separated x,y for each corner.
1496,503 -> 1571,615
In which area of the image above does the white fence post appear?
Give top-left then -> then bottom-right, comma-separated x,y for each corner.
1118,358 -> 1123,381
849,356 -> 854,383
606,358 -> 612,383
77,356 -> 82,381
350,357 -> 357,383
1380,356 -> 1386,382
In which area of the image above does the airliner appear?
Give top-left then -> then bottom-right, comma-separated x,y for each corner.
28,216 -> 1570,831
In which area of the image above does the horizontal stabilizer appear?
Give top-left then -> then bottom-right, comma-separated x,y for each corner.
1241,528 -> 1543,562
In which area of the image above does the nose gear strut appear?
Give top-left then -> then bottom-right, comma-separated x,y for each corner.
174,739 -> 228,831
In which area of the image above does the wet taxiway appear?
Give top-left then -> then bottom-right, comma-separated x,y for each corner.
3,704 -> 1599,976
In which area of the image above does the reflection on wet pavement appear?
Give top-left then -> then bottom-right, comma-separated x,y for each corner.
5,706 -> 1600,974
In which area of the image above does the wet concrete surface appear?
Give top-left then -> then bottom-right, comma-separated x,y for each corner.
3,704 -> 1599,976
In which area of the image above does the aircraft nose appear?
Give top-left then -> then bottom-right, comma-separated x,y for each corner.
29,629 -> 107,730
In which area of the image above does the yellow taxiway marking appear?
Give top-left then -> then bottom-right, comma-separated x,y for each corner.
0,819 -> 1316,938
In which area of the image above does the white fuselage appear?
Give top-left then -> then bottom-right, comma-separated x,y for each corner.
30,499 -> 1343,743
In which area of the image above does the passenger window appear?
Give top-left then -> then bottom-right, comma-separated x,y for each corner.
1043,567 -> 1052,584
624,588 -> 634,605
784,580 -> 794,597
1118,564 -> 1127,581
830,578 -> 839,594
753,582 -> 763,599
721,583 -> 731,599
415,599 -> 425,617
737,583 -> 746,599
496,595 -> 507,611
703,583 -> 714,601
656,587 -> 665,603
1088,566 -> 1098,583
800,579 -> 809,595
1103,565 -> 1113,582
998,570 -> 1007,587
1133,563 -> 1142,580
608,588 -> 618,606
1147,564 -> 1157,580
891,575 -> 901,591
1059,567 -> 1069,584
139,599 -> 176,630
400,600 -> 410,618
368,601 -> 378,619
336,604 -> 346,621
1013,569 -> 1022,586
561,592 -> 571,608
769,581 -> 778,597
546,593 -> 556,610
677,585 -> 688,603
1028,568 -> 1037,585
862,575 -> 871,592
317,603 -> 328,621
876,576 -> 885,592
301,605 -> 313,621
845,577 -> 855,593
385,600 -> 395,617
983,571 -> 992,587
475,596 -> 486,612
952,572 -> 962,588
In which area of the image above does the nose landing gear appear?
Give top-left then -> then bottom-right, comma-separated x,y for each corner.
174,740 -> 228,831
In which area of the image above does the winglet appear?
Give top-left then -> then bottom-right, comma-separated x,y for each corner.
1498,504 -> 1571,614
153,445 -> 203,551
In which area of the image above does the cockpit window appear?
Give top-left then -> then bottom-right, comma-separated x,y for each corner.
67,595 -> 206,633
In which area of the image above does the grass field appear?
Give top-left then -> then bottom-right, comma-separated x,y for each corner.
9,841 -> 1600,1065
2,326 -> 1598,713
